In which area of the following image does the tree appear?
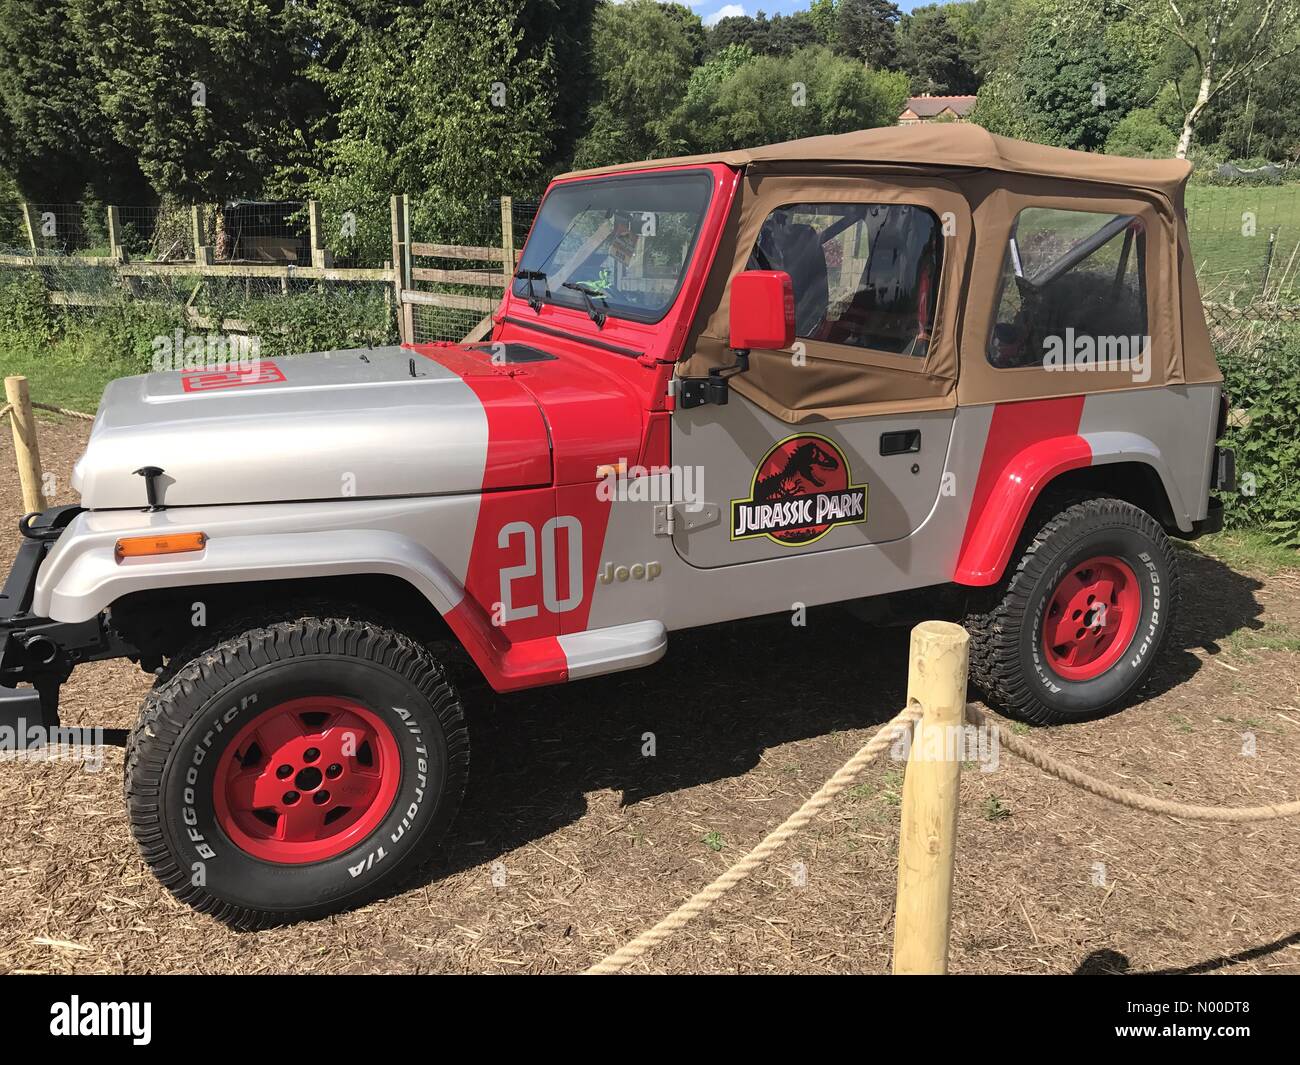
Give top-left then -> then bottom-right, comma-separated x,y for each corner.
0,0 -> 147,204
571,0 -> 700,168
287,0 -> 585,259
835,0 -> 902,71
71,0 -> 326,202
1015,17 -> 1144,149
899,5 -> 980,95
969,70 -> 1050,142
1116,0 -> 1300,157
1104,108 -> 1179,156
667,45 -> 908,154
1200,50 -> 1300,162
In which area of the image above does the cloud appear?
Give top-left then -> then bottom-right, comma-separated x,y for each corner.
704,4 -> 746,27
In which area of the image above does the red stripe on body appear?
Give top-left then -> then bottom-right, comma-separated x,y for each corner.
954,396 -> 1091,586
414,344 -> 614,689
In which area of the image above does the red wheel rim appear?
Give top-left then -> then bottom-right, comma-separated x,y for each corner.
1041,555 -> 1143,681
213,696 -> 401,864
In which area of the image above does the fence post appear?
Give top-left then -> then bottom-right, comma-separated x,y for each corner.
892,620 -> 970,975
401,194 -> 414,343
308,199 -> 332,269
391,195 -> 408,344
500,195 -> 514,287
107,205 -> 124,262
20,203 -> 39,254
5,376 -> 47,514
191,205 -> 212,265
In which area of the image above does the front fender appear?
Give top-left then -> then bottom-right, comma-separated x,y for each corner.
953,429 -> 1189,588
32,501 -> 476,624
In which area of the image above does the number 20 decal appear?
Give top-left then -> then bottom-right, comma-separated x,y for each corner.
497,516 -> 584,621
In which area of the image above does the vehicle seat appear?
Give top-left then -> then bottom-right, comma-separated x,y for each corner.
826,208 -> 931,353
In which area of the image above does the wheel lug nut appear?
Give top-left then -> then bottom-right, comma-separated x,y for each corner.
283,790 -> 300,805
313,790 -> 330,805
303,747 -> 320,763
326,763 -> 342,778
276,764 -> 293,779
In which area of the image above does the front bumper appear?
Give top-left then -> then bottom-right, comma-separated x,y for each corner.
1,505 -> 132,732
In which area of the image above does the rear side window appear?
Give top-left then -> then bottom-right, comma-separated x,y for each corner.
746,202 -> 942,357
989,208 -> 1148,370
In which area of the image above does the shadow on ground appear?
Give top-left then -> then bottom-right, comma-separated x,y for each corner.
414,544 -> 1265,893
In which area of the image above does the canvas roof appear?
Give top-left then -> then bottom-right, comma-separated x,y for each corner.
557,124 -> 1193,202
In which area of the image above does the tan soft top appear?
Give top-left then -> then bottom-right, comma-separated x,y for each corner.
557,123 -> 1193,202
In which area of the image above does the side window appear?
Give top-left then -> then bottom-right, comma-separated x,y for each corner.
988,208 -> 1147,369
747,202 -> 942,357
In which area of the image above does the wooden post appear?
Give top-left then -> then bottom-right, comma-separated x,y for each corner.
107,205 -> 124,262
892,620 -> 970,975
500,195 -> 514,289
5,376 -> 47,513
308,199 -> 332,269
20,203 -> 39,253
191,205 -> 212,265
391,195 -> 408,344
401,194 -> 414,343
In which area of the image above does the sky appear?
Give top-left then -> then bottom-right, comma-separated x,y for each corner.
693,0 -> 959,26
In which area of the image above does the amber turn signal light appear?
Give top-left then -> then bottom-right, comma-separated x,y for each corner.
114,531 -> 208,562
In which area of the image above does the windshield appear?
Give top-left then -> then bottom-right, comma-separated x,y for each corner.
513,170 -> 714,324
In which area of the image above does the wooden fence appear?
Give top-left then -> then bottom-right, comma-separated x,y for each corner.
0,196 -> 525,345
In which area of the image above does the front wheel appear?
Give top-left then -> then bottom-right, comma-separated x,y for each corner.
125,611 -> 469,928
964,496 -> 1180,725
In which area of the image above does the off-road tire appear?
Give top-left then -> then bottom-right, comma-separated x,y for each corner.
125,609 -> 468,929
964,496 -> 1180,725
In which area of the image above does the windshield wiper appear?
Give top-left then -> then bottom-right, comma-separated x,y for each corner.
562,281 -> 608,328
514,268 -> 547,313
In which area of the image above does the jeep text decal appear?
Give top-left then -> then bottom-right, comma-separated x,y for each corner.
731,434 -> 867,545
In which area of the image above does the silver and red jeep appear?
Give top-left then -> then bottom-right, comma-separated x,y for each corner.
0,126 -> 1233,925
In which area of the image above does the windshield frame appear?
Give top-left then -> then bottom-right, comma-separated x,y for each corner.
513,168 -> 716,327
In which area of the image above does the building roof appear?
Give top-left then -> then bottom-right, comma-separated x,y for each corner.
902,94 -> 978,118
557,124 -> 1193,202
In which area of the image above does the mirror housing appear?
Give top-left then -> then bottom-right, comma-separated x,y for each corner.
729,270 -> 795,351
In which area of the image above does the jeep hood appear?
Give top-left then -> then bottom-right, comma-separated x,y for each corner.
73,346 -> 552,509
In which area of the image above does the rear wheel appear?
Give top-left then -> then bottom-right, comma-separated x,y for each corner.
125,610 -> 468,928
964,496 -> 1179,725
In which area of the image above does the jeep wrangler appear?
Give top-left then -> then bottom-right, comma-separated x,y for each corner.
0,126 -> 1233,926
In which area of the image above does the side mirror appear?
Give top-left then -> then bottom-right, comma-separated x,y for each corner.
729,270 -> 795,351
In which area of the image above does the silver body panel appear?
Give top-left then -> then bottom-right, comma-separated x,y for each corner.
73,347 -> 500,509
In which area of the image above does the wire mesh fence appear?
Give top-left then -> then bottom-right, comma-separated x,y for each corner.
1186,185 -> 1300,303
407,196 -> 539,344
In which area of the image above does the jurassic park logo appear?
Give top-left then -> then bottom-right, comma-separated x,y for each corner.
731,434 -> 868,546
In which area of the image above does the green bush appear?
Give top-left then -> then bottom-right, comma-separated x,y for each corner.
1104,109 -> 1177,158
0,270 -> 57,346
1216,323 -> 1300,545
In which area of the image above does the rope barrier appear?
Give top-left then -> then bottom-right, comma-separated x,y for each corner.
584,703 -> 924,975
589,700 -> 1300,974
964,703 -> 1300,822
28,401 -> 95,422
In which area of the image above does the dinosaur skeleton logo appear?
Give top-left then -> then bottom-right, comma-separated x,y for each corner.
731,434 -> 868,546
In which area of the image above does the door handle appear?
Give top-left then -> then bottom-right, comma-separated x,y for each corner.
880,430 -> 921,456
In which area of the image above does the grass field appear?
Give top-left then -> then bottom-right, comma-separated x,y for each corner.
1186,184 -> 1300,302
0,339 -> 139,415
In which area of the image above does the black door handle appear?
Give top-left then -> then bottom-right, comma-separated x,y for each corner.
880,430 -> 921,456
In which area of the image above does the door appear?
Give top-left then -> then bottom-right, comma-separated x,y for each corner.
671,180 -> 967,569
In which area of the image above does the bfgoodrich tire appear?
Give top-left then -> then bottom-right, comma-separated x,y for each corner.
964,496 -> 1180,725
125,611 -> 468,929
